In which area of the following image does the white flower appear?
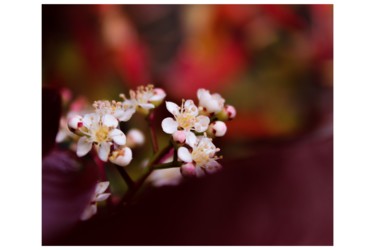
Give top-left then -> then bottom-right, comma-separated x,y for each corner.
70,113 -> 126,161
109,146 -> 133,167
93,100 -> 135,122
81,181 -> 111,221
207,121 -> 227,137
120,84 -> 166,116
197,88 -> 225,115
161,100 -> 210,141
177,134 -> 222,177
126,129 -> 145,148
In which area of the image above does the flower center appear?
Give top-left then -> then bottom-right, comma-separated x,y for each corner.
176,113 -> 196,130
94,126 -> 109,143
191,147 -> 210,167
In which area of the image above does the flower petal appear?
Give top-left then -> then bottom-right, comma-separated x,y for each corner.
127,129 -> 145,147
166,101 -> 179,115
102,114 -> 118,128
185,131 -> 197,147
184,99 -> 199,116
149,88 -> 166,102
194,115 -> 210,132
95,181 -> 110,194
138,103 -> 155,110
95,193 -> 111,202
161,117 -> 178,134
98,142 -> 111,161
118,108 -> 136,122
178,147 -> 192,163
80,204 -> 97,221
109,129 -> 126,145
77,137 -> 92,157
82,113 -> 99,128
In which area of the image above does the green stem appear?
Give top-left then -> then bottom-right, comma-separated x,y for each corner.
146,112 -> 159,154
116,165 -> 135,189
152,161 -> 182,170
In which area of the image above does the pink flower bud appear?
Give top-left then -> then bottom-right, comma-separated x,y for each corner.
181,163 -> 196,177
173,131 -> 186,144
225,105 -> 236,120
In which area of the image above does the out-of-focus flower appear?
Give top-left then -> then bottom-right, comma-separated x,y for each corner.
147,156 -> 183,187
207,121 -> 227,137
126,129 -> 145,148
68,113 -> 126,161
161,99 -> 210,142
177,134 -> 222,177
197,88 -> 225,115
120,84 -> 166,116
93,100 -> 134,122
81,181 -> 111,221
109,146 -> 133,167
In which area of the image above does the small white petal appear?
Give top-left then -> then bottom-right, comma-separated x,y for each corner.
166,101 -> 179,115
211,121 -> 227,137
172,130 -> 186,144
178,147 -> 193,163
138,103 -> 155,110
102,114 -> 118,128
110,147 -> 133,167
82,113 -> 99,128
109,129 -> 126,145
77,137 -> 92,157
98,142 -> 111,161
161,117 -> 178,134
149,88 -> 166,102
95,181 -> 110,194
118,108 -> 136,122
195,115 -> 210,132
184,99 -> 199,116
80,204 -> 97,221
95,193 -> 111,202
185,131 -> 197,148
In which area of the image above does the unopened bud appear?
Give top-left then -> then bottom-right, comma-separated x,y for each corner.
217,105 -> 236,121
109,147 -> 133,167
207,121 -> 227,137
173,130 -> 186,144
126,129 -> 145,148
68,115 -> 83,130
149,88 -> 166,107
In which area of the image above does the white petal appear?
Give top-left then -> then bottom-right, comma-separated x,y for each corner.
102,114 -> 118,128
211,121 -> 227,137
68,115 -> 82,130
95,181 -> 110,194
95,193 -> 111,202
185,131 -> 197,147
161,117 -> 178,134
194,115 -> 210,132
77,137 -> 92,157
109,129 -> 126,145
118,108 -> 136,122
181,162 -> 196,177
178,147 -> 192,163
149,88 -> 166,101
98,142 -> 111,161
82,113 -> 99,128
110,147 -> 133,167
166,101 -> 179,115
197,88 -> 207,100
138,103 -> 155,110
184,99 -> 199,116
80,204 -> 97,221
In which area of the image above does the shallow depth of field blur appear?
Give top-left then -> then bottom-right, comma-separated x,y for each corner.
42,4 -> 333,245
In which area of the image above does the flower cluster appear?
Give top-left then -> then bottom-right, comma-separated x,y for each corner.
67,84 -> 164,167
161,88 -> 236,177
60,85 -> 236,220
